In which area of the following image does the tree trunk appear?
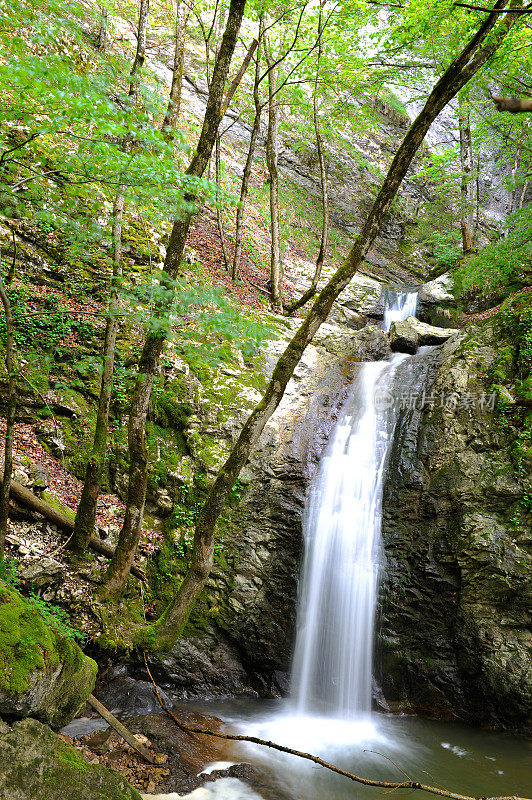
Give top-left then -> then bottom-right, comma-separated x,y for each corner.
458,92 -> 475,252
232,22 -> 263,281
141,0 -> 523,651
129,0 -> 149,102
215,133 -> 232,271
71,191 -> 124,553
265,38 -> 282,310
97,5 -> 108,52
101,0 -> 247,599
0,273 -> 16,558
71,0 -> 148,554
284,0 -> 328,316
161,0 -> 186,134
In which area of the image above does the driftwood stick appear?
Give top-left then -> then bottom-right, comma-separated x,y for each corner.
87,694 -> 155,764
2,477 -> 146,580
143,655 -> 531,800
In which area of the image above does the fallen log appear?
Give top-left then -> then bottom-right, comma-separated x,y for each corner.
87,694 -> 155,764
3,477 -> 147,581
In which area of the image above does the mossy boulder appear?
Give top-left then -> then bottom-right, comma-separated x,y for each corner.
0,585 -> 97,729
0,718 -> 142,800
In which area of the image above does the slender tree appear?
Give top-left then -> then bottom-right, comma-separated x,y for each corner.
458,91 -> 475,252
232,20 -> 264,280
0,251 -> 16,558
137,0 -> 524,650
161,0 -> 186,135
101,0 -> 247,599
97,4 -> 109,51
284,0 -> 328,315
265,32 -> 282,309
71,0 -> 150,554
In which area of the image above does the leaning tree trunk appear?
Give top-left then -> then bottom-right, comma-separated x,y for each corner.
284,0 -> 328,316
265,41 -> 282,310
101,0 -> 247,599
71,0 -> 149,554
0,271 -> 16,558
161,0 -> 186,135
458,92 -> 475,253
140,0 -> 523,651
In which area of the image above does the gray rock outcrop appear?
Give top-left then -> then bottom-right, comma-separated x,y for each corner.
390,316 -> 458,353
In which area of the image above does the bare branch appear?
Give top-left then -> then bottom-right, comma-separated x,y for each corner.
493,95 -> 532,111
144,657 -> 531,800
454,1 -> 532,11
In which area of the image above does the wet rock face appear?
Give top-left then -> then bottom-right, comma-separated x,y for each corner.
378,321 -> 532,731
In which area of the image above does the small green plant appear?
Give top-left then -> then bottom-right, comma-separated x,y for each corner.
27,593 -> 82,642
1,561 -> 81,642
0,557 -> 21,587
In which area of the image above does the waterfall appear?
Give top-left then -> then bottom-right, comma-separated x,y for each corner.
291,289 -> 419,718
383,288 -> 418,331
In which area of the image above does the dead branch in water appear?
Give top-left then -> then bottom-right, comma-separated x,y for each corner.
143,656 -> 529,800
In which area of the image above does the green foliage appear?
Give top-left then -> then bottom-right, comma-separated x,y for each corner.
27,593 -> 82,642
0,561 -> 81,642
0,286 -> 99,354
423,229 -> 462,271
0,557 -> 21,587
454,207 -> 532,298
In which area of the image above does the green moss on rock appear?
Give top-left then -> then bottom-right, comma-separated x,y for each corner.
0,585 -> 97,728
0,718 -> 142,800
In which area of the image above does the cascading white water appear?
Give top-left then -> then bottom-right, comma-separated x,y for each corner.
383,289 -> 418,331
291,289 -> 418,718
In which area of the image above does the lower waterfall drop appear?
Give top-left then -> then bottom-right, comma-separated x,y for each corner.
291,290 -> 418,718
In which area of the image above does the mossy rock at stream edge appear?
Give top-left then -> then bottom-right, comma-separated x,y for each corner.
0,718 -> 142,800
0,584 -> 97,729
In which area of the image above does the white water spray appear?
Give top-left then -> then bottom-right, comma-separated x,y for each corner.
291,290 -> 418,718
383,289 -> 418,332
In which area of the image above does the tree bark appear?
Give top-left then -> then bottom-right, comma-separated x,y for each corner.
0,271 -> 16,558
97,5 -> 109,52
458,92 -> 475,252
265,36 -> 282,310
129,0 -> 149,102
215,133 -> 232,271
100,0 -> 247,599
232,21 -> 263,281
71,0 -> 148,554
72,192 -> 124,553
493,95 -> 532,112
142,0 -> 523,650
284,0 -> 328,315
161,0 -> 186,134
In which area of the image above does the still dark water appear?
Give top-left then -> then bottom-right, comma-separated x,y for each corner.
162,698 -> 531,800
